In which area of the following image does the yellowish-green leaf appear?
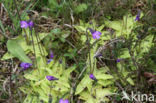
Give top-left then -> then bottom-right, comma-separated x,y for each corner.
118,48 -> 130,58
127,77 -> 134,85
96,74 -> 113,80
96,88 -> 113,101
1,52 -> 14,60
105,20 -> 122,31
7,39 -> 32,63
24,70 -> 40,81
75,75 -> 92,95
74,25 -> 86,32
97,80 -> 114,87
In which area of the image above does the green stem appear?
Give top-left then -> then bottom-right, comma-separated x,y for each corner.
13,0 -> 29,44
86,28 -> 92,73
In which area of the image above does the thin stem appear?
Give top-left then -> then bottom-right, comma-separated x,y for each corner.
34,30 -> 46,65
13,0 -> 29,44
86,28 -> 92,73
30,28 -> 41,79
30,29 -> 37,66
48,82 -> 53,103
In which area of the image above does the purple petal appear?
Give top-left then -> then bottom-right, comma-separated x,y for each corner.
20,21 -> 29,28
20,62 -> 32,69
64,99 -> 69,103
88,28 -> 95,34
20,62 -> 25,67
46,76 -> 58,81
92,31 -> 102,39
135,11 -> 141,21
28,20 -> 34,28
50,51 -> 54,59
59,99 -> 69,103
116,59 -> 121,62
135,16 -> 140,21
89,74 -> 96,80
59,99 -> 64,103
47,59 -> 53,64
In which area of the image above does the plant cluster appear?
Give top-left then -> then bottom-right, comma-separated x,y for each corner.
0,0 -> 155,103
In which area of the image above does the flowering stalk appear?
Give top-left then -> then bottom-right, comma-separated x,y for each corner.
13,0 -> 30,44
48,94 -> 52,103
20,20 -> 34,45
135,10 -> 141,21
86,28 -> 92,73
47,51 -> 54,64
34,29 -> 47,65
46,75 -> 58,99
29,24 -> 37,69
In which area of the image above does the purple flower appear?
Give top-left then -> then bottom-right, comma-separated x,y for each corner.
47,59 -> 53,64
20,21 -> 29,28
89,28 -> 101,39
50,51 -> 54,59
20,20 -> 34,28
89,74 -> 97,81
20,62 -> 32,69
135,11 -> 141,21
46,76 -> 58,81
59,99 -> 69,103
47,51 -> 54,64
92,31 -> 102,39
116,59 -> 121,62
28,20 -> 34,28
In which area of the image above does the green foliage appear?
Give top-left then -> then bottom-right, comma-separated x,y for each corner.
1,0 -> 155,102
1,0 -> 34,36
118,48 -> 130,59
104,14 -> 142,38
2,29 -> 48,63
6,39 -> 32,63
135,35 -> 154,58
73,33 -> 116,102
75,68 -> 116,102
72,12 -> 154,102
20,59 -> 76,103
74,3 -> 88,14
